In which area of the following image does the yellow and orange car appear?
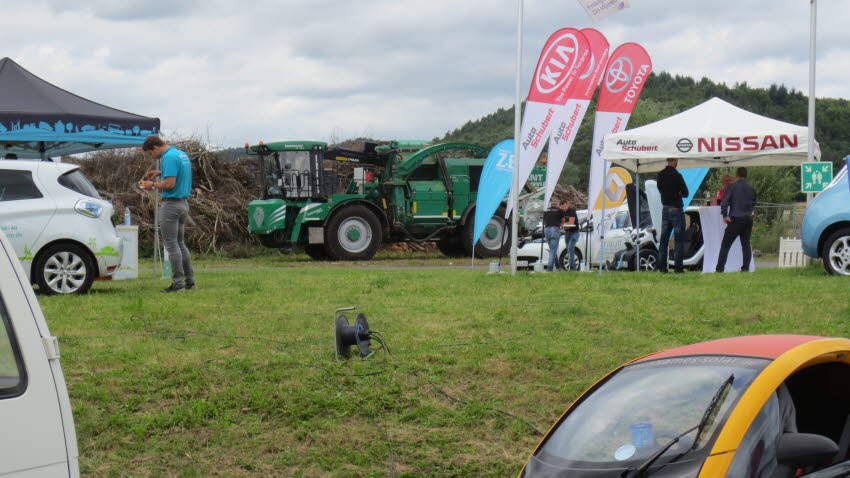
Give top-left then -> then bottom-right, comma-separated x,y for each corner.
519,335 -> 850,478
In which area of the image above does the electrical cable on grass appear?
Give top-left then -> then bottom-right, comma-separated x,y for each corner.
121,312 -> 541,475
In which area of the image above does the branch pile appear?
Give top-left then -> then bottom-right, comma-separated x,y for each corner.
67,138 -> 258,253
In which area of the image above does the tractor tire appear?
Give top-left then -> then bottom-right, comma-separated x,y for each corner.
35,243 -> 96,295
257,230 -> 288,248
304,245 -> 328,260
325,205 -> 382,261
437,233 -> 466,257
463,208 -> 510,258
822,227 -> 850,275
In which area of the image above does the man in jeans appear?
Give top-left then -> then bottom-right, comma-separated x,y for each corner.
716,167 -> 757,272
543,201 -> 566,271
140,136 -> 196,292
562,200 -> 579,270
656,158 -> 689,273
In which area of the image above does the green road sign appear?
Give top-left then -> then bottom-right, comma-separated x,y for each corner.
528,167 -> 546,191
801,162 -> 833,193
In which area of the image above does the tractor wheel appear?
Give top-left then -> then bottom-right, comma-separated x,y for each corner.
257,230 -> 288,248
463,208 -> 510,258
437,233 -> 466,257
325,205 -> 382,261
304,245 -> 328,260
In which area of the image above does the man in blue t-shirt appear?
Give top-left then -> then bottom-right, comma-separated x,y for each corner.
140,136 -> 196,292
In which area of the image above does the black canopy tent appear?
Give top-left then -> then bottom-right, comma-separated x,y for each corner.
0,57 -> 160,159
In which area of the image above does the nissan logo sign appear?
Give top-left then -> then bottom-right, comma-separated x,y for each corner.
676,138 -> 693,153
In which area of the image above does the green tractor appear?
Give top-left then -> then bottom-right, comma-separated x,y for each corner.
246,140 -> 512,261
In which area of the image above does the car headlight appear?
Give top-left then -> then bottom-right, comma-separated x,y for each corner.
75,199 -> 103,218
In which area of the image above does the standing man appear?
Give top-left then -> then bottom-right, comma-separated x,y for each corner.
561,200 -> 580,270
140,136 -> 196,292
715,167 -> 757,273
656,157 -> 689,273
543,200 -> 566,272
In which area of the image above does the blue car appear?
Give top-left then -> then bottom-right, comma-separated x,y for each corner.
801,163 -> 850,275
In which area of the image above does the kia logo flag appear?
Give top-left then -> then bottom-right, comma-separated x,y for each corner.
577,0 -> 631,22
473,140 -> 515,247
586,43 -> 651,239
508,28 -> 590,217
545,28 -> 609,208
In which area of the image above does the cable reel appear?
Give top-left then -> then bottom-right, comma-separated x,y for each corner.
334,306 -> 389,360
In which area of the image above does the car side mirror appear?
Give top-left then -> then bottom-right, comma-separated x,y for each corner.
777,433 -> 839,468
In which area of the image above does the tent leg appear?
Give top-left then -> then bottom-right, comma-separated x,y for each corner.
635,169 -> 640,273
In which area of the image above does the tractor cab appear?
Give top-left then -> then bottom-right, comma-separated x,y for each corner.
248,141 -> 328,200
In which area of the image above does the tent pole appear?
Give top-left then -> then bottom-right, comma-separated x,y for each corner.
510,0 -> 524,276
635,165 -> 640,273
598,160 -> 608,275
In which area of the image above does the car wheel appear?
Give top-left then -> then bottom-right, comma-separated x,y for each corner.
463,207 -> 510,258
558,247 -> 582,271
325,205 -> 382,261
632,248 -> 658,272
823,228 -> 850,275
35,243 -> 95,295
304,244 -> 328,260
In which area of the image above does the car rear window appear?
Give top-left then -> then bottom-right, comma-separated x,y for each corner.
0,170 -> 43,201
58,169 -> 101,199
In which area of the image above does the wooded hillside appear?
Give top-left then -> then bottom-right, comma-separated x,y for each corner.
436,72 -> 850,201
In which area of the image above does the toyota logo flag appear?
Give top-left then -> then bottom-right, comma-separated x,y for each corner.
507,28 -> 590,217
587,43 -> 651,240
544,28 -> 609,209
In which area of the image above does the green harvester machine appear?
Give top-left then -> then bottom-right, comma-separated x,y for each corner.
245,140 -> 514,261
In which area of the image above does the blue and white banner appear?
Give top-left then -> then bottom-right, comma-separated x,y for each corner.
473,140 -> 515,246
679,168 -> 709,209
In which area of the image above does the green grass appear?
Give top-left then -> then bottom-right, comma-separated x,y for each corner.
37,262 -> 850,477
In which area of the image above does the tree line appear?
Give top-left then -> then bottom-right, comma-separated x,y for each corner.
436,71 -> 850,204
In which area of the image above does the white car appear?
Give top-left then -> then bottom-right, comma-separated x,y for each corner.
0,229 -> 80,476
0,160 -> 121,294
517,181 -> 706,271
518,206 -> 639,270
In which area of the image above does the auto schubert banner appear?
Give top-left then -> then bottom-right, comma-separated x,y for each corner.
508,28 -> 590,216
473,140 -> 515,246
544,28 -> 609,208
586,43 -> 651,238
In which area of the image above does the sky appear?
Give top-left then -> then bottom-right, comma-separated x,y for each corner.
5,0 -> 848,148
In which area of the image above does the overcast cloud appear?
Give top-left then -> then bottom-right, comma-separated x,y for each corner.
5,0 -> 847,147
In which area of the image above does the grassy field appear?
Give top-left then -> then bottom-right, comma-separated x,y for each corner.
37,258 -> 850,477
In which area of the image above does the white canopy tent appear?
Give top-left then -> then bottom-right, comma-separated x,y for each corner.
597,97 -> 818,273
604,97 -> 819,173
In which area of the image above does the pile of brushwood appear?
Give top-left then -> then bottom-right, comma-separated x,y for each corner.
67,138 -> 259,254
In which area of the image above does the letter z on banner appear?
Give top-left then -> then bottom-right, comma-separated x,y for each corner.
587,43 -> 651,239
507,28 -> 590,216
544,28 -> 609,208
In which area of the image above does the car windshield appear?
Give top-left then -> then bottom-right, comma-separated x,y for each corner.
525,355 -> 769,477
58,169 -> 100,199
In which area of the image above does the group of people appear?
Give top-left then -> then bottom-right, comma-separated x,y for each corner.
543,199 -> 580,271
658,157 -> 757,273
